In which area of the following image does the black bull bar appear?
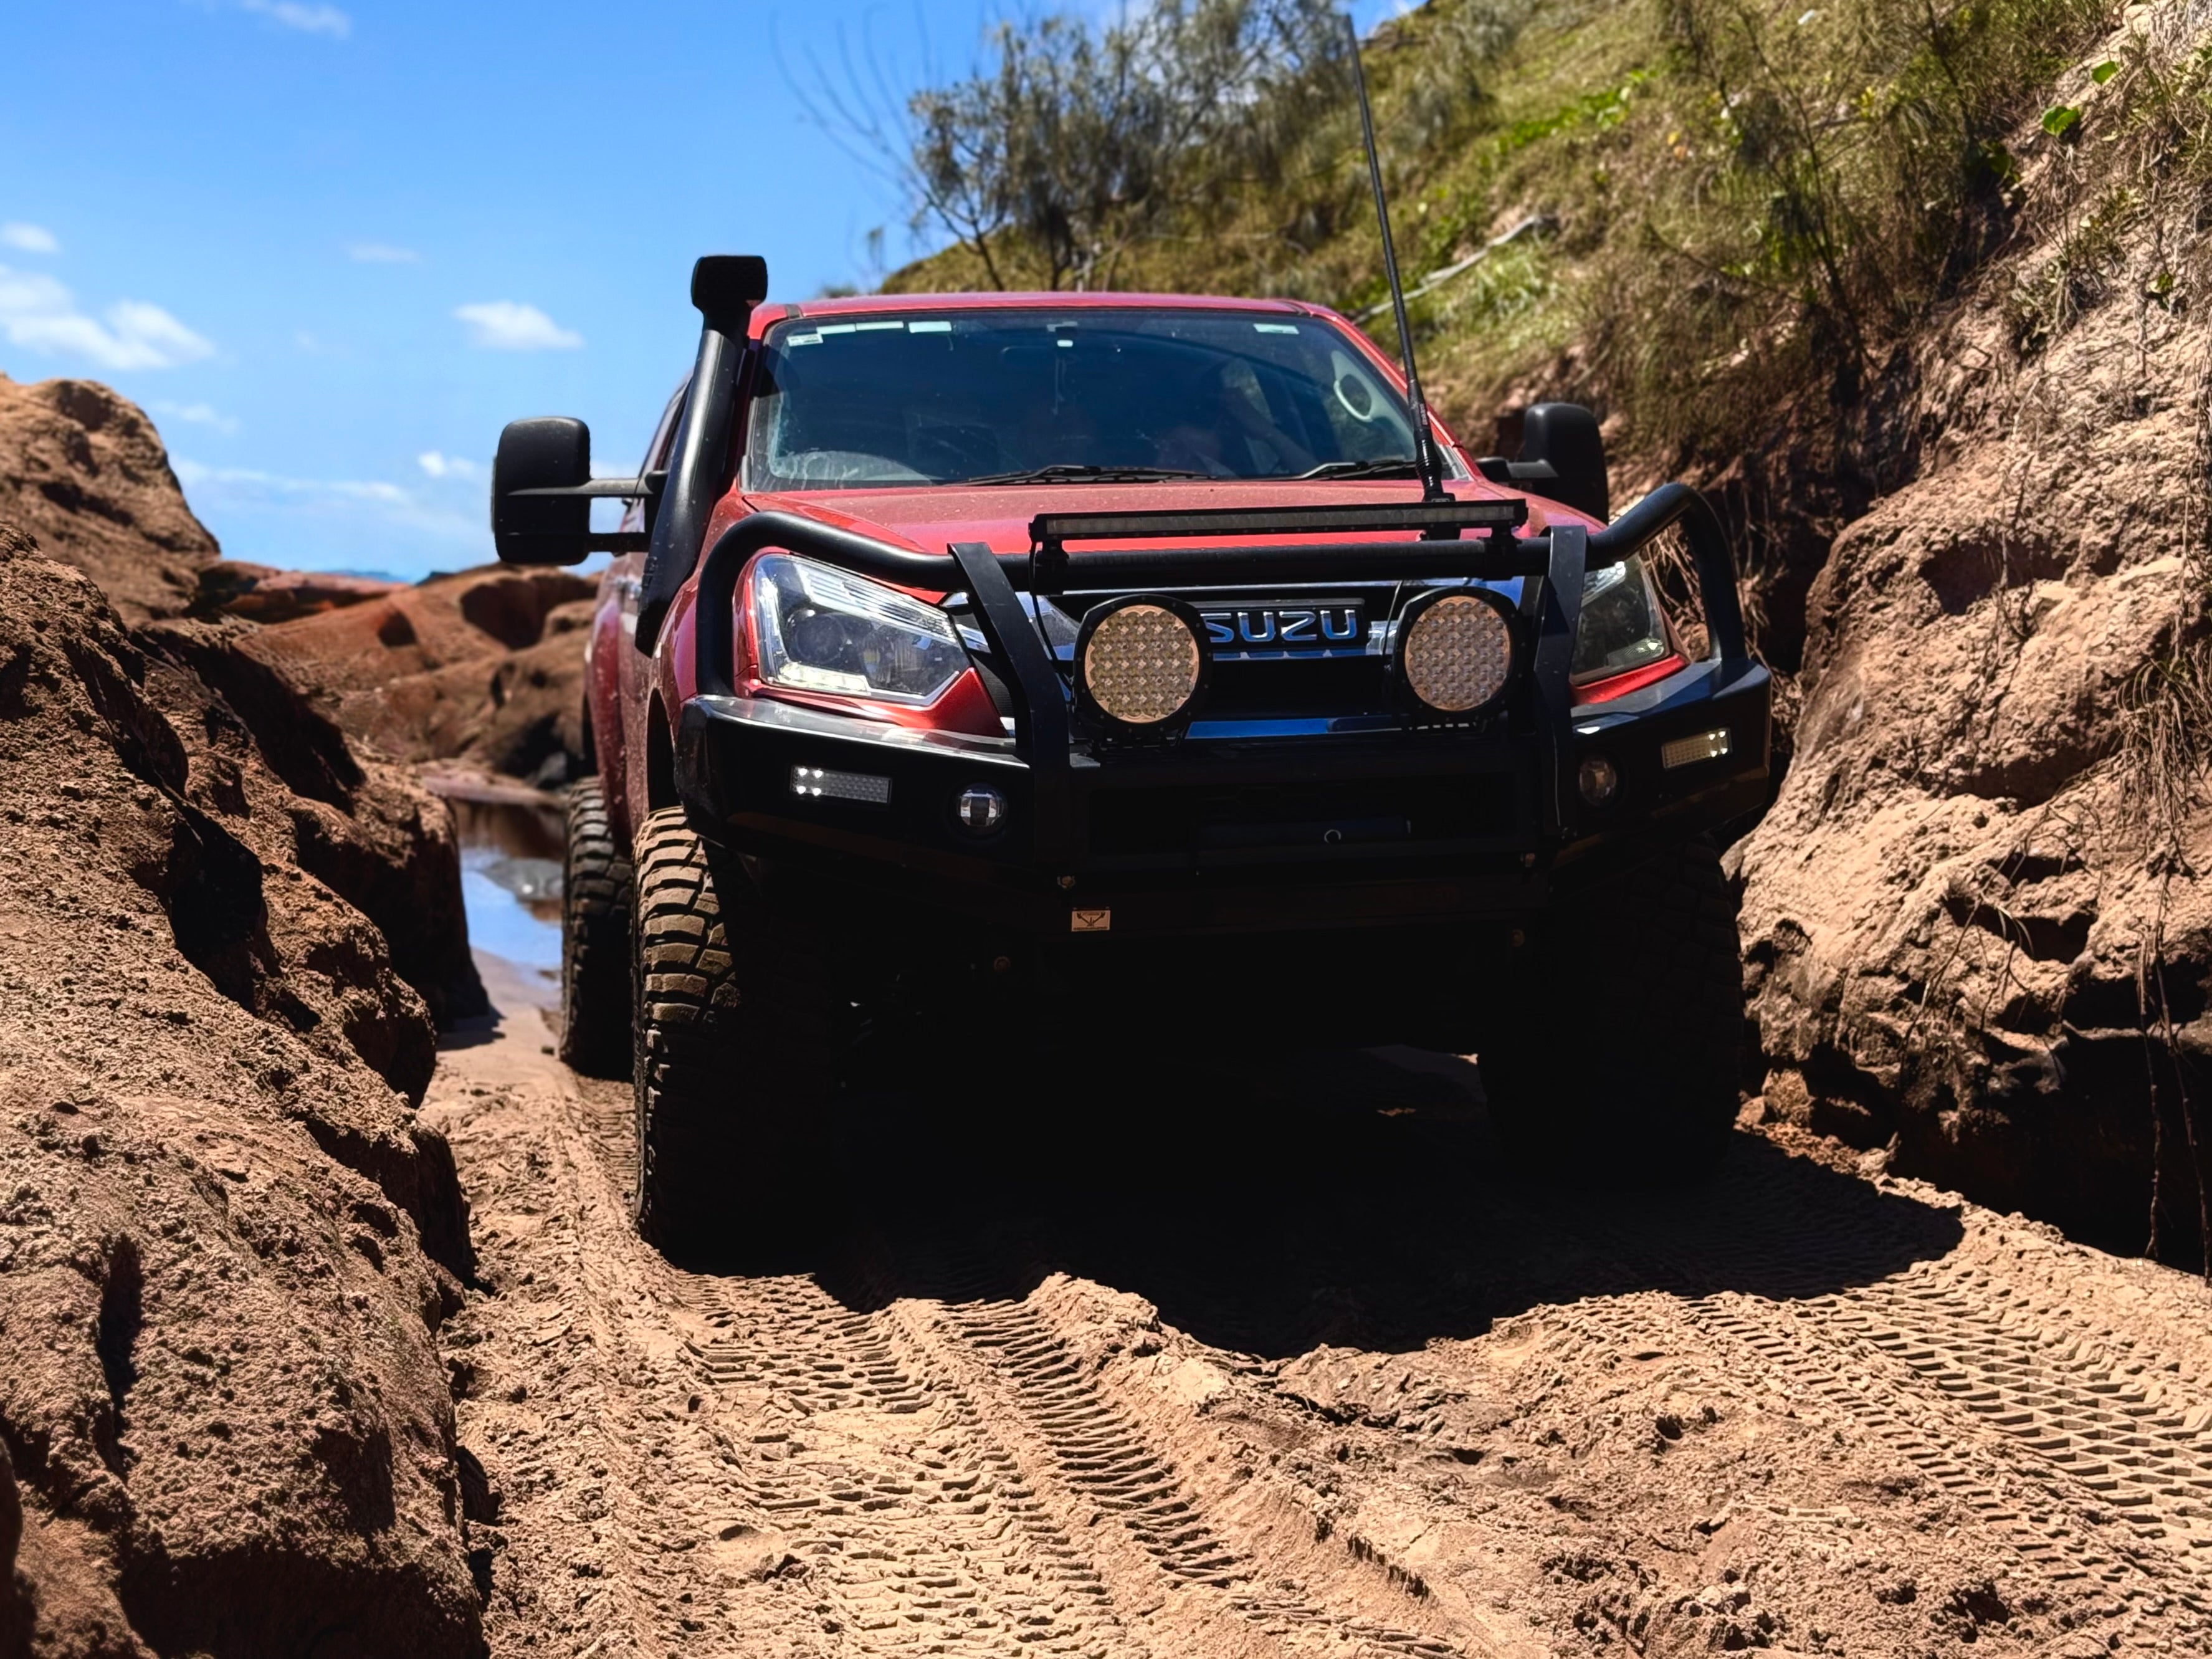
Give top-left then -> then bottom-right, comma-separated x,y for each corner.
677,485 -> 1770,930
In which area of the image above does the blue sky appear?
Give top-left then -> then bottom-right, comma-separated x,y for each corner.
1,1 -> 1402,578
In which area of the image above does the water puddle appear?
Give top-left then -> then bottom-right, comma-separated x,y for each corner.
446,790 -> 565,984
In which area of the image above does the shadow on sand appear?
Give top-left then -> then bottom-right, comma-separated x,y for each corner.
687,1045 -> 1965,1359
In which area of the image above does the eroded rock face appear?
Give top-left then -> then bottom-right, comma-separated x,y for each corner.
246,567 -> 596,786
0,524 -> 483,1657
0,376 -> 220,623
193,563 -> 402,625
133,616 -> 487,1043
1732,205 -> 2212,1260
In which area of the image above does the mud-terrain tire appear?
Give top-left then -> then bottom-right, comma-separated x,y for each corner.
629,808 -> 837,1255
1480,837 -> 1743,1183
558,778 -> 635,1079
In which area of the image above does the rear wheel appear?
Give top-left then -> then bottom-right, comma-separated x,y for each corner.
1480,838 -> 1744,1183
558,778 -> 633,1079
629,808 -> 837,1255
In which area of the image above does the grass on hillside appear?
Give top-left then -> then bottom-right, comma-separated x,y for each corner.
885,0 -> 2177,468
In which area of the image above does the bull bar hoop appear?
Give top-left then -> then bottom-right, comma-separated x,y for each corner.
689,484 -> 1750,861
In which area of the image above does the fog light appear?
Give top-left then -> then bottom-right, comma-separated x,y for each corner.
1398,588 -> 1515,714
1076,598 -> 1206,728
1578,754 -> 1619,806
955,783 -> 1007,834
1660,728 -> 1732,770
790,765 -> 892,805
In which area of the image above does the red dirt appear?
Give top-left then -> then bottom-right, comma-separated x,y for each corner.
428,973 -> 2212,1658
0,522 -> 485,1657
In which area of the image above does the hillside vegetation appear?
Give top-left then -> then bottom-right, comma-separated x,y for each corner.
889,0 -> 2150,423
888,0 -> 2194,635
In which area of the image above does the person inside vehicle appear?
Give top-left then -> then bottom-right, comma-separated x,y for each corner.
1153,361 -> 1318,477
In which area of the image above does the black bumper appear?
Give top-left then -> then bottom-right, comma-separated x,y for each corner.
675,657 -> 1770,939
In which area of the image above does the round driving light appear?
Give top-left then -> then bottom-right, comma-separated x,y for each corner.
1578,754 -> 1619,806
1398,589 -> 1515,714
1075,598 -> 1208,729
955,783 -> 1008,834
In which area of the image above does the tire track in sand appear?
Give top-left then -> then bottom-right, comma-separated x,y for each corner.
457,1005 -> 2212,1655
681,1242 -> 1474,1659
579,1074 -> 1138,1656
548,1045 -> 1486,1659
1550,1183 -> 2212,1625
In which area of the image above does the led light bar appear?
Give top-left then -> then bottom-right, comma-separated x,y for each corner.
790,765 -> 892,805
1660,728 -> 1732,770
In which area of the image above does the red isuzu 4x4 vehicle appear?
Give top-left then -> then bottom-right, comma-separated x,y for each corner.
492,257 -> 1771,1249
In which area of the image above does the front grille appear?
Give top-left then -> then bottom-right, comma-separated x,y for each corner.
1198,655 -> 1390,717
1088,775 -> 1514,856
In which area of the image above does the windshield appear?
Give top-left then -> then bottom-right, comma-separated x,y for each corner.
743,308 -> 1428,491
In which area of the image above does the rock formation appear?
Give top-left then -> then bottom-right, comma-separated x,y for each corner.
0,524 -> 487,1655
0,376 -> 220,623
1731,96 -> 2212,1262
193,563 -> 400,625
244,565 -> 596,787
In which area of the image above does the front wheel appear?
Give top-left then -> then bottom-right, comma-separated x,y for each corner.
1480,838 -> 1745,1183
629,809 -> 837,1255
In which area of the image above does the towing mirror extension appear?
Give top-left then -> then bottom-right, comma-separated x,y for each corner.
491,416 -> 667,565
490,256 -> 769,591
1474,401 -> 1610,524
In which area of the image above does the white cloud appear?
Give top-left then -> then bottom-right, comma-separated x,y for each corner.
348,242 -> 420,264
0,266 -> 216,370
455,300 -> 583,352
173,457 -> 482,552
151,399 -> 241,435
417,451 -> 479,480
172,459 -> 404,503
239,0 -> 351,38
0,223 -> 58,254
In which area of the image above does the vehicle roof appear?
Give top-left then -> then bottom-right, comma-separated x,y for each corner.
748,290 -> 1316,340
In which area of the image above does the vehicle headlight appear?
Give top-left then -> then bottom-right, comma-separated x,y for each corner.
1573,555 -> 1672,683
1396,588 -> 1516,714
1075,598 -> 1208,729
751,552 -> 970,705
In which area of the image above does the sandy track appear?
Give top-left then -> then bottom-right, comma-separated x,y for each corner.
426,960 -> 2212,1658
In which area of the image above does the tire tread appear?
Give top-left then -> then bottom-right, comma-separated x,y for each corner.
630,809 -> 834,1253
558,778 -> 634,1079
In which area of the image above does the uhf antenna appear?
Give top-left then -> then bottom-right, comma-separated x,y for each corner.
1343,12 -> 1448,503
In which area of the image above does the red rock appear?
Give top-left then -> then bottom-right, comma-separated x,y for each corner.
0,376 -> 219,622
196,562 -> 402,624
249,565 -> 594,785
0,520 -> 483,1657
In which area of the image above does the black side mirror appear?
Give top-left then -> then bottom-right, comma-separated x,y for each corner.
492,417 -> 593,565
1517,402 -> 1609,522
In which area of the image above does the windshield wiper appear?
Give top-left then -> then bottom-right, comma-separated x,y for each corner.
1295,457 -> 1424,480
955,463 -> 1213,486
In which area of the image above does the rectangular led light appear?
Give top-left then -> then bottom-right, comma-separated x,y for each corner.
789,765 -> 892,805
1660,728 -> 1733,770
